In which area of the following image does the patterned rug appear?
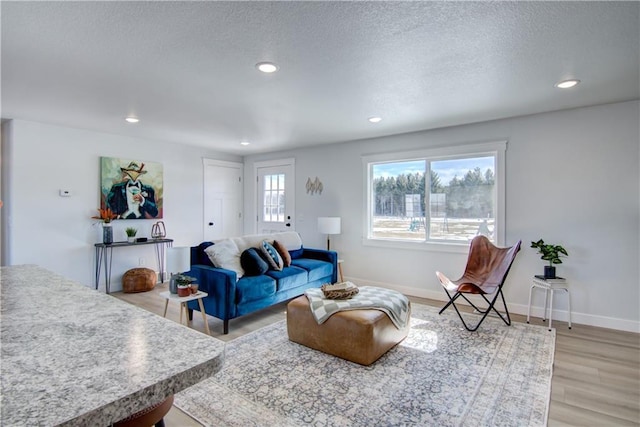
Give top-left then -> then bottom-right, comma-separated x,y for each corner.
174,304 -> 555,427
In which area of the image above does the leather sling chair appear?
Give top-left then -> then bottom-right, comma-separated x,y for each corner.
436,235 -> 522,331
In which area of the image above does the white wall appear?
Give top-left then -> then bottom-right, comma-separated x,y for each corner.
244,101 -> 640,332
4,102 -> 638,331
2,119 -> 241,291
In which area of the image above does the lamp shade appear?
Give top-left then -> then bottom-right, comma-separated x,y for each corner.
317,217 -> 341,235
166,246 -> 190,274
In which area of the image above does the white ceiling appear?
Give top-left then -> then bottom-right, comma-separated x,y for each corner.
2,2 -> 638,155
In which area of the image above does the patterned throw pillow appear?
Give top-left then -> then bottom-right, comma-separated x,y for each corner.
259,240 -> 283,271
273,240 -> 292,267
240,248 -> 269,276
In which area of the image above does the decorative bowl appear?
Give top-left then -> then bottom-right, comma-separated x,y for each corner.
321,283 -> 359,300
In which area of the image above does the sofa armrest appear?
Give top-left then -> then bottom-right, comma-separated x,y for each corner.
186,264 -> 238,319
301,248 -> 338,283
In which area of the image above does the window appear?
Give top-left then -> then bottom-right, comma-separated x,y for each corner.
364,141 -> 506,248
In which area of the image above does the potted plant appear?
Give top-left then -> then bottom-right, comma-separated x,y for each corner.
530,239 -> 568,279
175,274 -> 197,297
125,227 -> 137,243
92,207 -> 118,244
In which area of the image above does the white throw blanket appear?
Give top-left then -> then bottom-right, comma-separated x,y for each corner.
304,286 -> 410,329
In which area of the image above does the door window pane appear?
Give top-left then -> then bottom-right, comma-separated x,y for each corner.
263,174 -> 285,222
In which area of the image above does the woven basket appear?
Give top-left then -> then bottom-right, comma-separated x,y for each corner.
321,283 -> 359,300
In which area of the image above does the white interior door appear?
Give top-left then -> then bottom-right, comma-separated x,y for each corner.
256,159 -> 295,234
203,159 -> 243,241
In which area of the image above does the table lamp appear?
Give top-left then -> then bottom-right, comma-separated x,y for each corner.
166,246 -> 190,294
317,217 -> 341,251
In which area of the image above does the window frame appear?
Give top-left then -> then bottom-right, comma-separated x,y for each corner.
363,140 -> 507,253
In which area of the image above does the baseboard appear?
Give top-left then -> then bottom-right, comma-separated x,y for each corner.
344,275 -> 640,334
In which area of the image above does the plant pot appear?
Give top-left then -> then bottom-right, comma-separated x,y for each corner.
127,236 -> 136,243
544,266 -> 556,279
169,275 -> 178,294
177,286 -> 191,297
102,224 -> 113,244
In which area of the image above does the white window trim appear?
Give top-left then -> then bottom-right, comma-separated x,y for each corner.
362,140 -> 507,253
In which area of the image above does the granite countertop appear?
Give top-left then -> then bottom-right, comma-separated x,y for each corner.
0,265 -> 225,426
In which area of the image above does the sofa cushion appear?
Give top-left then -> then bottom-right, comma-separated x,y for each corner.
259,240 -> 283,271
272,232 -> 303,251
232,231 -> 303,253
290,258 -> 333,282
240,248 -> 269,276
205,239 -> 244,279
265,266 -> 308,292
236,275 -> 276,304
273,240 -> 292,267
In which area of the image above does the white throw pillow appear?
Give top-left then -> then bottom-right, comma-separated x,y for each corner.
204,239 -> 244,279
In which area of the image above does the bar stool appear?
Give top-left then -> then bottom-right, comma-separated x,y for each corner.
527,276 -> 572,331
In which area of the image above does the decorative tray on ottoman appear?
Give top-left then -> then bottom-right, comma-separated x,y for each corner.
321,282 -> 359,300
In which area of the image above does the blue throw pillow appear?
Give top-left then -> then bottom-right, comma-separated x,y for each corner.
197,242 -> 215,266
240,248 -> 269,276
259,240 -> 284,271
289,246 -> 304,259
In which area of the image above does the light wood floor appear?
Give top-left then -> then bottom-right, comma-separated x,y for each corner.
114,283 -> 640,427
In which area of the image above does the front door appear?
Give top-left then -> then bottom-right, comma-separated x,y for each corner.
255,159 -> 295,234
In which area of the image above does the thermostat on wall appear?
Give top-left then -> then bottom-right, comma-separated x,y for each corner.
59,189 -> 72,197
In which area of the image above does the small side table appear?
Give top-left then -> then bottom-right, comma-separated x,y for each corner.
159,291 -> 211,335
338,259 -> 345,282
527,276 -> 572,331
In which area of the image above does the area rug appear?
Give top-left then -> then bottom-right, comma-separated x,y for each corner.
174,304 -> 555,427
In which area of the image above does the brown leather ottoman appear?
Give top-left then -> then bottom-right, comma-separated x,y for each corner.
122,267 -> 157,293
287,295 -> 410,366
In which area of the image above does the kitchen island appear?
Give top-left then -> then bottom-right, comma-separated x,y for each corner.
0,264 -> 224,426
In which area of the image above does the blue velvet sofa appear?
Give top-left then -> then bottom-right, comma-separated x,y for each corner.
186,232 -> 337,334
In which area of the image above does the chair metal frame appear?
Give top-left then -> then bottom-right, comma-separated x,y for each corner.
437,236 -> 522,331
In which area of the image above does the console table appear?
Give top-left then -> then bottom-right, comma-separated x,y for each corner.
94,238 -> 173,293
0,265 -> 224,426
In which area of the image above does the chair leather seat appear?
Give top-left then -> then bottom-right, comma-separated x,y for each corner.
113,395 -> 173,427
436,235 -> 522,331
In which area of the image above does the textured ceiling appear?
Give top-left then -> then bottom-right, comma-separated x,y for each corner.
2,2 -> 639,155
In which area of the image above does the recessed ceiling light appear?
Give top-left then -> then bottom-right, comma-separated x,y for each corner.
125,117 -> 139,123
555,79 -> 580,89
256,62 -> 278,73
368,117 -> 382,123
240,141 -> 250,146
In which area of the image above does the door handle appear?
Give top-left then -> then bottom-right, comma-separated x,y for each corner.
208,222 -> 214,226
285,223 -> 291,227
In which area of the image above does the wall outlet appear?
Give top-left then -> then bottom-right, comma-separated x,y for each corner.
138,258 -> 145,266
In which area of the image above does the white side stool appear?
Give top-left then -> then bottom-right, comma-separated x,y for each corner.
527,276 -> 572,331
159,290 -> 211,335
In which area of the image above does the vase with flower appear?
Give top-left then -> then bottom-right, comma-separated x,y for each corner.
92,208 -> 118,244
